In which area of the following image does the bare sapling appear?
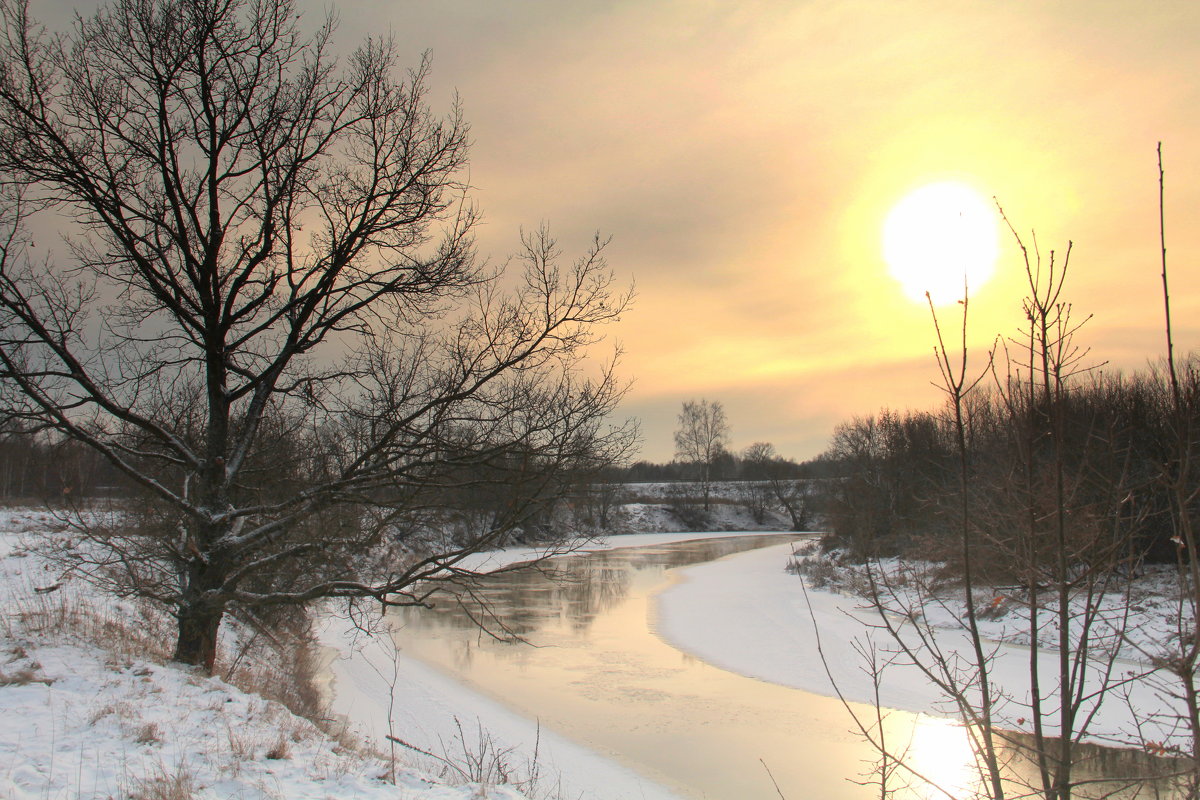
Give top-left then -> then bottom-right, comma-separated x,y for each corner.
796,561 -> 952,799
988,205 -> 1166,799
917,283 -> 1007,796
842,283 -> 1012,798
1151,142 -> 1200,792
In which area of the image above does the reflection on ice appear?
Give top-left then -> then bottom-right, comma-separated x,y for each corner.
910,717 -> 981,799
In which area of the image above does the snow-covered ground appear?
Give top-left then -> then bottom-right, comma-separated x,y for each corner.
655,540 -> 1192,750
0,642 -> 530,800
5,497 -> 1184,800
0,508 -> 532,800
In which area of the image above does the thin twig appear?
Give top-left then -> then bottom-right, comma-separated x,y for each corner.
760,757 -> 787,800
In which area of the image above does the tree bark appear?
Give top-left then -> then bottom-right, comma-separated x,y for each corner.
174,598 -> 225,673
173,523 -> 229,671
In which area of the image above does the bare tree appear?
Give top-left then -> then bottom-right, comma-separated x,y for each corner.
921,285 -> 1005,799
0,0 -> 634,672
738,442 -> 775,524
742,441 -> 811,530
673,398 -> 728,512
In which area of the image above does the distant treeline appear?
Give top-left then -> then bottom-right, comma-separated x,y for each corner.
0,424 -> 825,501
604,451 -> 821,484
0,438 -> 828,503
812,360 -> 1198,566
0,425 -> 132,499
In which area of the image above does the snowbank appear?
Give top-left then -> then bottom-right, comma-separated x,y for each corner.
654,541 -> 1188,749
0,642 -> 530,800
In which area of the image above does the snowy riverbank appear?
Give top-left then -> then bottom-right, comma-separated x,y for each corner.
8,507 -> 1181,799
0,508 -> 535,800
655,540 -> 1189,750
0,506 -> 788,800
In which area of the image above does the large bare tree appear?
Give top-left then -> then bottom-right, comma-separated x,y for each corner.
0,0 -> 634,671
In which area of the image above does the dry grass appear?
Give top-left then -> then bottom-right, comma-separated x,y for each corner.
211,612 -> 391,776
217,609 -> 328,724
0,665 -> 52,685
389,716 -> 557,796
89,699 -> 136,725
265,733 -> 292,760
4,586 -> 173,664
225,721 -> 256,763
124,760 -> 196,800
134,721 -> 163,745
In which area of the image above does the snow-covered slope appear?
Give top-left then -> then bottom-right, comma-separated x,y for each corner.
0,508 -> 529,800
0,642 -> 531,800
0,506 -> 746,800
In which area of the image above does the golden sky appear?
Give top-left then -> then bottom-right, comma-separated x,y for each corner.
47,0 -> 1200,462
334,0 -> 1200,462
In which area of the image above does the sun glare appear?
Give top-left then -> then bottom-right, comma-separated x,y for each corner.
883,181 -> 999,306
909,717 -> 981,799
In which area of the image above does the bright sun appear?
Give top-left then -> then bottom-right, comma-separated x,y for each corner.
883,181 -> 999,306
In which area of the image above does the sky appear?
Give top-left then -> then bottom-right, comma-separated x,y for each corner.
40,0 -> 1200,463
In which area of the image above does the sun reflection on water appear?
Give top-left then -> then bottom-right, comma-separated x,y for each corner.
908,716 -> 981,800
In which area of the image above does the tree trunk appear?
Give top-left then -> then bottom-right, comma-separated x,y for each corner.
173,534 -> 229,673
174,601 -> 225,673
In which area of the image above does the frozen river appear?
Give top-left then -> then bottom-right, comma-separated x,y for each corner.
390,535 -> 967,798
